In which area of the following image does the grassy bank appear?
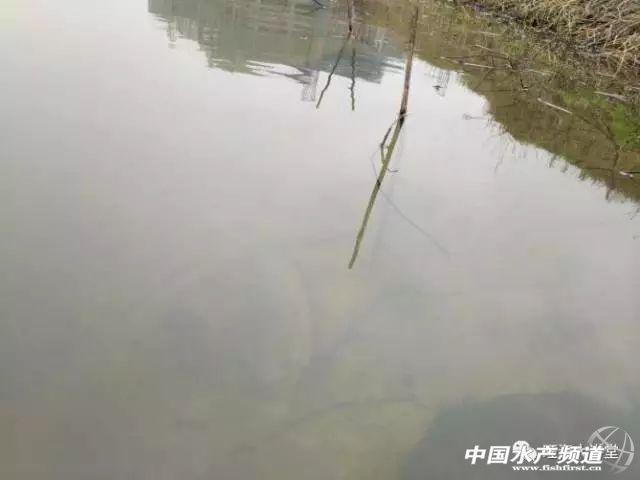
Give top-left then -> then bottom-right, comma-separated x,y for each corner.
364,0 -> 640,202
466,0 -> 640,72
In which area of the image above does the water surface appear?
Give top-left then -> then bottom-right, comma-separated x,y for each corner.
1,0 -> 639,479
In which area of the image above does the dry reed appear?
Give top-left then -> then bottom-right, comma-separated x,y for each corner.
469,0 -> 640,72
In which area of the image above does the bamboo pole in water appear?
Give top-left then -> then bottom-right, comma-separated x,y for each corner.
348,120 -> 404,269
348,6 -> 420,269
346,0 -> 355,34
399,6 -> 419,122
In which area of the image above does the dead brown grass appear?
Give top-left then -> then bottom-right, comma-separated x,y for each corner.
470,0 -> 640,72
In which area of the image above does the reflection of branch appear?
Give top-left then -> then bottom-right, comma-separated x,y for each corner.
316,0 -> 357,109
316,34 -> 351,109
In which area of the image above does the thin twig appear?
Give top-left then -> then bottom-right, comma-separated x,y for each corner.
537,97 -> 573,115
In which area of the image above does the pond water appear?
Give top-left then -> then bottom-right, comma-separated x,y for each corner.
1,0 -> 639,479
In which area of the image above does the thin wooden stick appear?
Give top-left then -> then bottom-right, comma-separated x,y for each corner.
349,6 -> 420,269
346,0 -> 355,34
349,120 -> 404,269
399,6 -> 419,122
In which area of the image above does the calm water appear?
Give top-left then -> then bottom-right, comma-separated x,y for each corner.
1,0 -> 640,479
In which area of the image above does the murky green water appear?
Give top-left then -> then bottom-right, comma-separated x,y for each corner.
1,0 -> 639,479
